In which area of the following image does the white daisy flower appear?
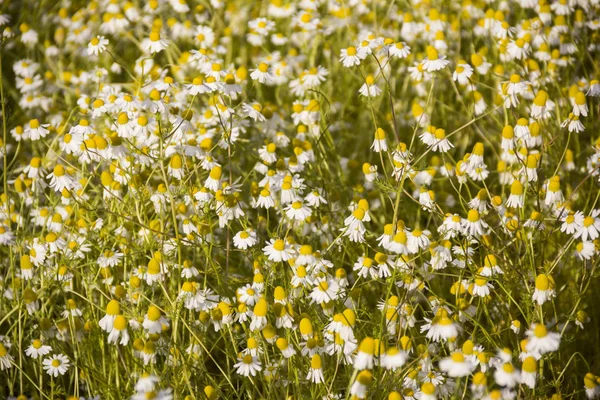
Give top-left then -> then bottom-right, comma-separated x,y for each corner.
87,35 -> 109,55
42,354 -> 70,377
263,238 -> 295,262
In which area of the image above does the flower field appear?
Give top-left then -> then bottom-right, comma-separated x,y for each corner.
1,0 -> 600,398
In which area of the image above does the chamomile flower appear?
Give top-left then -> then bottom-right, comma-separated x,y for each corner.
494,362 -> 520,387
422,46 -> 449,72
234,354 -> 262,377
572,92 -> 589,117
532,274 -> 556,305
88,35 -> 109,55
307,354 -> 324,383
42,354 -> 70,377
143,306 -> 169,334
453,61 -> 474,85
107,315 -> 130,346
350,370 -> 372,398
252,62 -> 277,85
506,180 -> 524,208
25,339 -> 52,359
310,279 -> 339,304
575,241 -> 597,260
525,324 -> 560,356
584,373 -> 600,399
439,351 -> 475,377
142,31 -> 170,54
520,356 -> 537,388
574,210 -> 600,241
242,102 -> 267,122
371,128 -> 388,152
205,166 -> 222,192
305,190 -> 327,207
0,342 -> 14,370
545,176 -> 564,206
470,277 -> 494,297
425,312 -> 459,342
531,90 -> 555,119
359,75 -> 382,97
285,200 -> 312,221
263,238 -> 295,262
250,299 -> 268,331
233,229 -> 258,250
461,210 -> 489,238
47,165 -> 76,193
389,42 -> 411,58
24,119 -> 49,141
340,46 -> 364,67
276,337 -> 296,358
430,128 -> 453,152
381,347 -> 407,370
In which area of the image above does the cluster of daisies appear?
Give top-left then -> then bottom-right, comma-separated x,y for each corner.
1,0 -> 600,398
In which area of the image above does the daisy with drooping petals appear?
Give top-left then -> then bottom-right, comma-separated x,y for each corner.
371,128 -> 388,152
107,315 -> 130,346
422,46 -> 449,72
0,342 -> 14,371
439,351 -> 475,377
532,274 -> 555,305
350,370 -> 372,398
388,41 -> 411,58
520,356 -> 537,388
572,92 -> 589,117
506,180 -> 524,208
24,119 -> 49,141
25,339 -> 52,359
142,31 -> 170,54
307,354 -> 324,383
359,75 -> 382,97
47,165 -> 76,193
285,200 -> 312,221
250,63 -> 275,84
494,362 -> 520,388
525,324 -> 561,356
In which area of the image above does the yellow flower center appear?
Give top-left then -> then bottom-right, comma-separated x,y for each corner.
258,63 -> 269,73
273,239 -> 285,251
451,352 -> 465,363
147,306 -> 161,321
467,209 -> 480,222
149,31 -> 161,42
533,324 -> 548,338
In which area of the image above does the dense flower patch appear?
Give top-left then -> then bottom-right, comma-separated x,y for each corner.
0,0 -> 600,398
